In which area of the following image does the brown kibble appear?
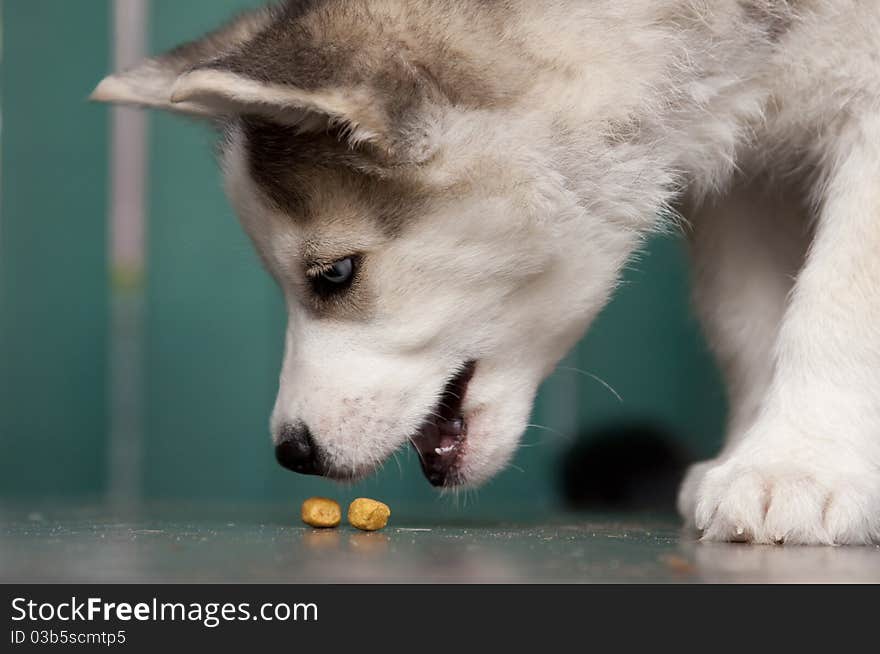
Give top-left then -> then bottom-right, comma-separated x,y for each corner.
347,498 -> 391,531
301,497 -> 342,528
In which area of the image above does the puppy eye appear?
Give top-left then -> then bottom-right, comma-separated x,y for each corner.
320,258 -> 354,284
308,256 -> 358,298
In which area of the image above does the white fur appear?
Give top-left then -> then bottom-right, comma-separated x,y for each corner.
94,0 -> 880,545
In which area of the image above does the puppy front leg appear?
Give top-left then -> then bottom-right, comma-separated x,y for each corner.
695,120 -> 880,545
677,179 -> 809,523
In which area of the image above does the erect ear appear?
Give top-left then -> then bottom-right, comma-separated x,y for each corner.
91,4 -> 443,161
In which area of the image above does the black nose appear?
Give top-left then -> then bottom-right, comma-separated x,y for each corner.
275,422 -> 324,476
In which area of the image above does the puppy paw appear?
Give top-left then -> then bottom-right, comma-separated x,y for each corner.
677,458 -> 719,526
694,455 -> 880,545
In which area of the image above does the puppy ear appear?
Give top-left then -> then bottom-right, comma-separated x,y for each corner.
91,4 -> 442,161
162,66 -> 392,150
90,6 -> 279,117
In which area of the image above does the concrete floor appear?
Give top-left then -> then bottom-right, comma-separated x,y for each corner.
2,503 -> 879,583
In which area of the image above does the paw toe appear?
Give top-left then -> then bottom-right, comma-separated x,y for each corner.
763,476 -> 831,545
824,489 -> 880,545
698,467 -> 768,542
678,459 -> 718,525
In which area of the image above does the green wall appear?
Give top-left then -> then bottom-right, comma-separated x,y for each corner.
1,0 -> 725,509
0,0 -> 110,496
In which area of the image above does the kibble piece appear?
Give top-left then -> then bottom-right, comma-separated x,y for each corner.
348,498 -> 391,531
301,497 -> 342,528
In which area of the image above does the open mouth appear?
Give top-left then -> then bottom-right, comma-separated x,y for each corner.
409,360 -> 477,487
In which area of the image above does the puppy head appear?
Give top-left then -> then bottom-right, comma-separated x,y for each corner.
92,0 -> 641,487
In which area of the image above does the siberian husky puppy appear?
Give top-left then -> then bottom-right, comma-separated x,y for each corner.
93,1 -> 880,544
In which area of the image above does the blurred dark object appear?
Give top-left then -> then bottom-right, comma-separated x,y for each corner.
560,423 -> 690,512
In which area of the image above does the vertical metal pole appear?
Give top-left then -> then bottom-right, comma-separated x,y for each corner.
107,0 -> 148,506
0,0 -> 5,249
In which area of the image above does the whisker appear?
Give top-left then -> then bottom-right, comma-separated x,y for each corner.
556,365 -> 623,403
407,437 -> 427,466
391,450 -> 403,478
525,423 -> 568,439
518,423 -> 571,450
